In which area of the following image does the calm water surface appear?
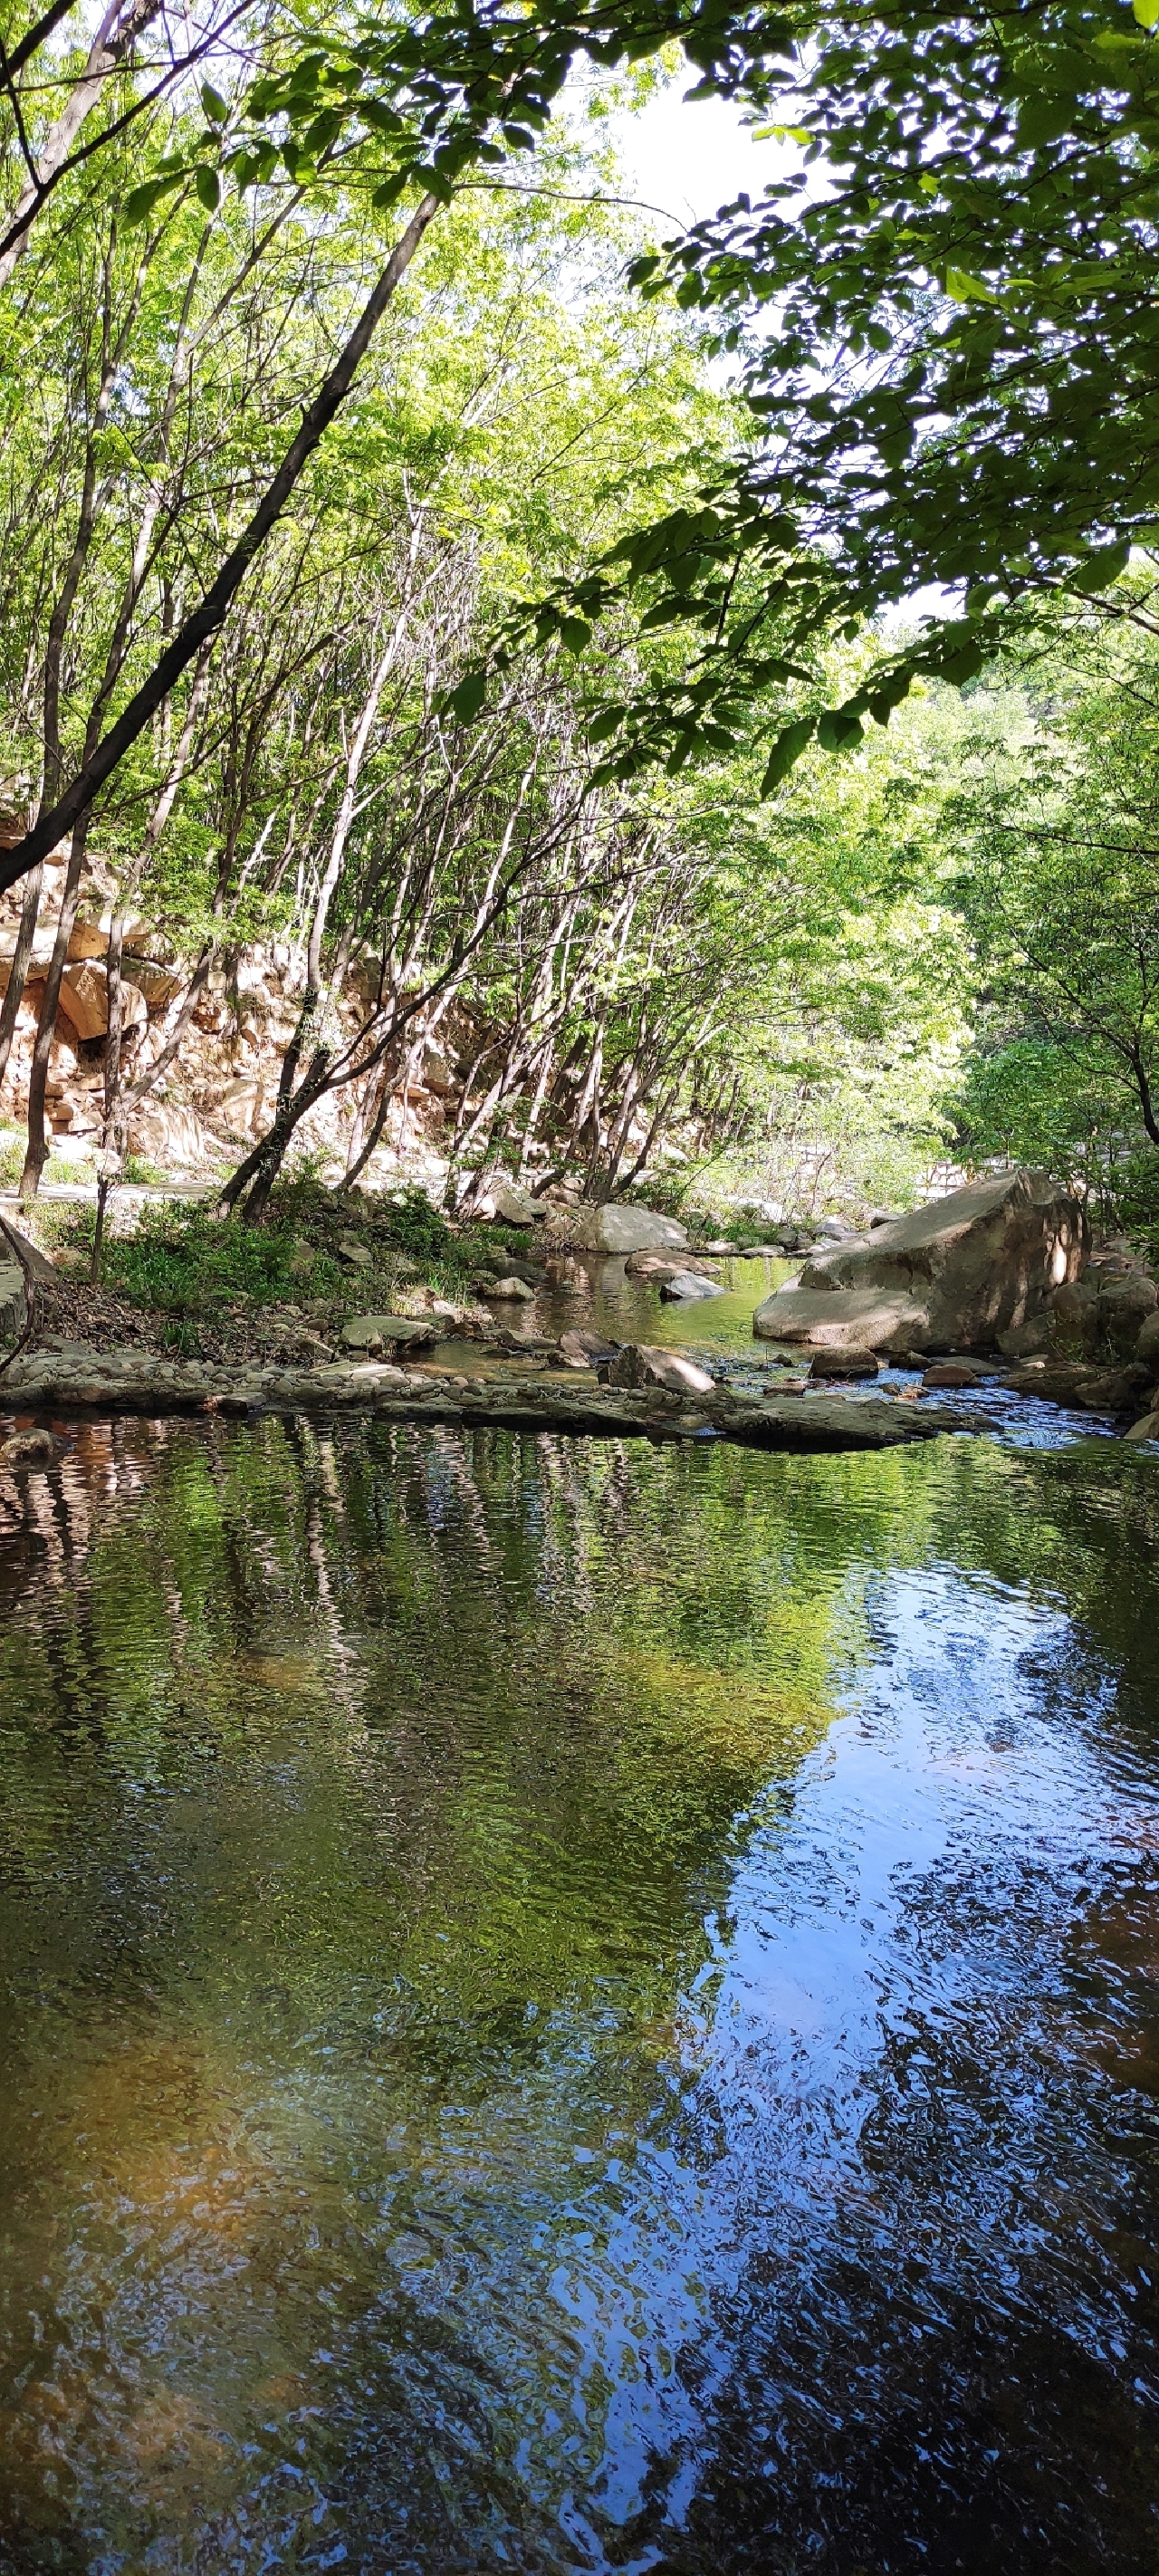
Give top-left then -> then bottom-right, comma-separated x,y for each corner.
0,1400 -> 1157,2573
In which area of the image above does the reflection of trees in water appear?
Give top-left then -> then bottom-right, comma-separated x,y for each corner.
0,1414 -> 857,2566
3,1417 -> 1154,2567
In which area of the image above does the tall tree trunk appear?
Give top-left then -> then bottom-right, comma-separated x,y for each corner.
18,819 -> 89,1194
0,858 -> 43,1094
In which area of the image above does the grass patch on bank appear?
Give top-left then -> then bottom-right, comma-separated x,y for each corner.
55,1177 -> 544,1345
63,1200 -> 344,1317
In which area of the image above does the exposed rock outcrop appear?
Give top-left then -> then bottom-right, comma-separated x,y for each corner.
560,1202 -> 687,1254
754,1170 -> 1087,1354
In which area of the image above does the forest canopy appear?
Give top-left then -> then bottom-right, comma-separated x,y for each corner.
0,0 -> 1155,1231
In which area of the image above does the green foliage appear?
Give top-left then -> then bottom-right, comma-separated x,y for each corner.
1112,1146 -> 1159,1256
945,614 -> 1159,1211
377,1187 -> 452,1263
79,1202 -> 333,1319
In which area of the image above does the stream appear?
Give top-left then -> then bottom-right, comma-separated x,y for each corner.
0,1269 -> 1156,2572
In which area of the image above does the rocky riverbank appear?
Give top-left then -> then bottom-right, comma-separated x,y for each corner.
0,1345 -> 975,1452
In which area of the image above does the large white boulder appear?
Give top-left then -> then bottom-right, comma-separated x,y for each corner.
755,1169 -> 1087,1353
570,1202 -> 687,1254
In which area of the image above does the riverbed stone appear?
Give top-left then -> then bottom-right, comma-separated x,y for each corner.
340,1314 -> 439,1352
754,1168 -> 1087,1353
1046,1277 -> 1101,1355
486,1276 -> 534,1300
624,1250 -> 683,1278
558,1328 -> 618,1366
1135,1310 -> 1159,1374
658,1269 -> 726,1301
602,1344 -> 716,1395
997,1317 -> 1051,1358
755,1284 -> 932,1354
0,1427 -> 69,1467
1097,1271 -> 1158,1354
809,1346 -> 880,1379
1074,1363 -> 1153,1412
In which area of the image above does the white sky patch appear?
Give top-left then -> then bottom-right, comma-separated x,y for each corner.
608,81 -> 797,229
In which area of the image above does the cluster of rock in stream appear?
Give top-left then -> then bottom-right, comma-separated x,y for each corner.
3,1164 -> 1158,1462
0,1339 -> 973,1459
754,1166 -> 1159,1443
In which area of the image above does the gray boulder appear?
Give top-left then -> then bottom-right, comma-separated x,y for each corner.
570,1202 -> 687,1254
997,1316 -> 1050,1359
1135,1309 -> 1159,1374
601,1343 -> 715,1395
559,1328 -> 618,1368
1098,1271 -> 1157,1354
658,1269 -> 726,1301
475,1175 -> 544,1223
754,1169 -> 1087,1353
1045,1276 -> 1100,1355
341,1314 -> 438,1352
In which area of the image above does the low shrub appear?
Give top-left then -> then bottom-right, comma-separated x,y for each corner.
66,1201 -> 336,1317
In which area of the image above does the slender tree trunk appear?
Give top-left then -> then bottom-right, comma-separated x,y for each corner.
0,857 -> 43,1092
0,0 -> 164,291
18,818 -> 89,1194
103,644 -> 211,1158
0,192 -> 442,897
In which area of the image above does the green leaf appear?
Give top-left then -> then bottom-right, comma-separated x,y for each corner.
449,670 -> 486,723
194,165 -> 221,212
1068,540 -> 1130,593
761,715 -> 815,794
200,82 -> 228,126
867,668 -> 914,725
640,598 -> 695,629
122,171 -> 185,225
944,268 -> 999,304
817,709 -> 864,751
1134,0 -> 1159,25
559,618 -> 591,655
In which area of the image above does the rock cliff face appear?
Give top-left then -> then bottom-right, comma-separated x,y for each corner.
754,1169 -> 1088,1353
0,844 -> 445,1183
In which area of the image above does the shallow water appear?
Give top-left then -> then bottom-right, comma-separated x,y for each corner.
483,1250 -> 798,1358
0,1405 -> 1157,2574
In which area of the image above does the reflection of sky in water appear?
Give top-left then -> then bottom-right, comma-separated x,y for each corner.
510,1567 -> 1152,2565
0,1422 -> 1155,2572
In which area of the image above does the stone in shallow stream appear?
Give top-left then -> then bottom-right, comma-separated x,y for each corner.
340,1315 -> 439,1353
809,1347 -> 880,1381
